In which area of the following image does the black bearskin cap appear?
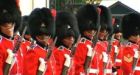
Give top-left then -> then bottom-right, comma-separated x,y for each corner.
113,18 -> 121,34
98,5 -> 113,34
121,13 -> 140,39
28,8 -> 55,39
76,4 -> 99,35
0,0 -> 21,32
55,11 -> 80,47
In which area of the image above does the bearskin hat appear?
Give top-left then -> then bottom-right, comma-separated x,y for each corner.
121,13 -> 140,39
113,18 -> 121,34
0,0 -> 21,32
76,4 -> 99,35
28,8 -> 55,39
98,5 -> 113,34
55,11 -> 80,47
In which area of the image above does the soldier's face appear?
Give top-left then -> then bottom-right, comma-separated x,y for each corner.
83,29 -> 96,40
0,23 -> 15,37
129,35 -> 139,43
24,34 -> 31,41
114,32 -> 122,40
62,36 -> 75,48
98,30 -> 108,40
36,35 -> 50,46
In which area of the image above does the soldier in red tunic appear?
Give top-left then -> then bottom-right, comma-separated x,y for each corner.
48,11 -> 80,75
74,4 -> 99,75
0,0 -> 22,75
89,5 -> 113,75
120,13 -> 140,75
110,18 -> 123,75
22,8 -> 55,75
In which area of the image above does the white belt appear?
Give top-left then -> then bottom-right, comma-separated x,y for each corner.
115,59 -> 122,63
88,68 -> 98,73
105,69 -> 112,73
135,66 -> 140,71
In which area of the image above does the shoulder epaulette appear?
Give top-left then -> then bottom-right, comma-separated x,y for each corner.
80,38 -> 86,43
0,35 -> 2,43
58,46 -> 65,50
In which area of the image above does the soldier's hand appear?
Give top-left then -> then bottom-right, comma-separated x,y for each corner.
64,54 -> 71,67
6,49 -> 14,64
87,45 -> 93,57
38,58 -> 46,72
103,52 -> 108,63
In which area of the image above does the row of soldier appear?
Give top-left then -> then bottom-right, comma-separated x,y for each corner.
0,0 -> 140,75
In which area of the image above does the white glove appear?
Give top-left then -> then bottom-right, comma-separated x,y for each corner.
103,52 -> 108,63
6,49 -> 14,64
87,45 -> 93,57
134,49 -> 139,58
38,58 -> 46,72
64,54 -> 71,67
114,45 -> 118,53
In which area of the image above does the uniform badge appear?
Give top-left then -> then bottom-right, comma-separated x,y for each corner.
124,54 -> 133,63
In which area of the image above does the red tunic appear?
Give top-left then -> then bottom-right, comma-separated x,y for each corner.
52,46 -> 71,75
23,44 -> 47,75
90,40 -> 109,75
0,35 -> 24,75
44,48 -> 56,75
110,39 -> 123,75
74,37 -> 92,75
121,41 -> 138,75
67,57 -> 76,75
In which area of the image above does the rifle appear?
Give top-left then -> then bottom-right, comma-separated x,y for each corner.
28,38 -> 36,50
37,37 -> 57,75
86,25 -> 101,75
70,35 -> 81,57
103,33 -> 114,74
4,26 -> 27,75
61,35 -> 81,75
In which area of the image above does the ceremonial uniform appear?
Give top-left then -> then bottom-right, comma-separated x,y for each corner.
0,0 -> 22,74
89,5 -> 113,75
120,13 -> 140,75
23,8 -> 55,75
74,37 -> 93,75
74,4 -> 99,75
90,40 -> 110,75
121,41 -> 138,75
23,43 -> 47,75
53,46 -> 71,75
0,34 -> 23,75
111,39 -> 123,75
53,11 -> 80,75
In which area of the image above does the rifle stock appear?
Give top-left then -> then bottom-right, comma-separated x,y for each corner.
103,33 -> 114,74
3,63 -> 11,75
61,66 -> 69,75
45,37 -> 57,61
70,35 -> 81,57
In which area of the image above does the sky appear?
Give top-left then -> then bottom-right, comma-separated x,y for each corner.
20,0 -> 140,16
